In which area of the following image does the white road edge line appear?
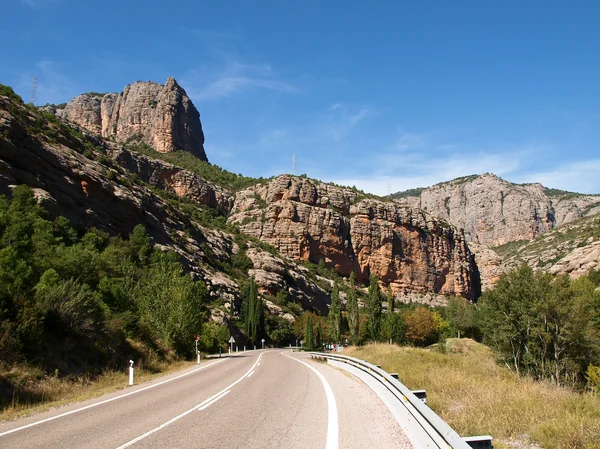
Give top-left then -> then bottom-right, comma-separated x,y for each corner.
116,351 -> 266,449
282,351 -> 338,449
0,358 -> 229,438
197,390 -> 230,411
247,370 -> 255,378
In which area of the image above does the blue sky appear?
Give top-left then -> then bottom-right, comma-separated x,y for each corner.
2,1 -> 600,194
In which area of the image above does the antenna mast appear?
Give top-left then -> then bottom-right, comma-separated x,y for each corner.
292,153 -> 297,175
29,75 -> 38,105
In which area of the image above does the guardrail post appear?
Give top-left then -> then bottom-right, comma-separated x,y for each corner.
411,389 -> 427,404
390,373 -> 399,379
463,436 -> 493,449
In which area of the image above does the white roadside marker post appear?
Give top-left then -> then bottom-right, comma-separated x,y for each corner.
129,360 -> 134,386
261,338 -> 265,349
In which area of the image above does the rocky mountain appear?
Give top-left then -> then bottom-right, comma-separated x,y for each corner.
228,175 -> 480,303
47,78 -> 207,160
392,173 -> 600,247
0,90 -> 331,325
493,212 -> 600,279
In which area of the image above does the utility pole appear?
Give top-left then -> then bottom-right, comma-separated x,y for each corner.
292,153 -> 296,175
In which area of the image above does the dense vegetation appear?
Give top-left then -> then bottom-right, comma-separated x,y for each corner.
0,186 -> 224,407
294,266 -> 600,392
479,264 -> 600,387
389,187 -> 426,199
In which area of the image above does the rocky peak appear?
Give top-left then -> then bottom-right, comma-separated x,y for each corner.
393,174 -> 600,247
56,78 -> 207,161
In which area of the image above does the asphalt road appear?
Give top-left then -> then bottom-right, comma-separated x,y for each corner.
0,350 -> 411,449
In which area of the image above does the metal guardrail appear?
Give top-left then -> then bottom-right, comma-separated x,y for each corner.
309,352 -> 492,449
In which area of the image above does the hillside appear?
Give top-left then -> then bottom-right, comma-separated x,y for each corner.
493,211 -> 600,277
392,173 -> 600,247
0,79 -> 484,366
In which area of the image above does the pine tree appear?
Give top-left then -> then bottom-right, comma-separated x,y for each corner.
328,281 -> 342,343
244,278 -> 259,344
366,274 -> 383,341
387,285 -> 395,313
255,294 -> 265,344
305,314 -> 314,350
316,319 -> 323,349
347,273 -> 360,345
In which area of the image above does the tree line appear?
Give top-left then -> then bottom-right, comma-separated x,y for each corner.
293,265 -> 600,390
0,186 -> 216,380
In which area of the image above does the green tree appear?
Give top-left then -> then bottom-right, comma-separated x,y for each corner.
316,319 -> 323,349
366,274 -> 383,341
266,315 -> 294,346
479,265 -> 600,384
387,285 -> 395,313
479,265 -> 551,376
381,312 -> 405,344
305,314 -> 314,350
136,255 -> 206,355
128,224 -> 153,264
346,273 -> 360,345
328,282 -> 342,343
242,277 -> 266,347
445,296 -> 473,338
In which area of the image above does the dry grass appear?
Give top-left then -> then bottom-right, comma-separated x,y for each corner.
345,340 -> 600,449
0,355 -> 197,422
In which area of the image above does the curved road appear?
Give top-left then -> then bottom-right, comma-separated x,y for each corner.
0,350 -> 411,448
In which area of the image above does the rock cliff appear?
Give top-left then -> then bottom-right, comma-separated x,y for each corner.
393,174 -> 600,247
55,78 -> 207,160
228,175 -> 480,301
496,212 -> 600,279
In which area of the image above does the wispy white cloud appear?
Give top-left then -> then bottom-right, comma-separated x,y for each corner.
16,60 -> 81,105
517,159 -> 600,194
332,150 -> 525,196
182,58 -> 296,101
320,104 -> 375,143
395,131 -> 427,151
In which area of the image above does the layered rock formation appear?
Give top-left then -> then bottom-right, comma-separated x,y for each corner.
55,78 -> 207,160
393,174 -> 600,247
229,175 -> 480,300
109,147 -> 232,213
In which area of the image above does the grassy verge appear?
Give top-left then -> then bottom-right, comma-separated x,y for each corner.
344,340 -> 600,449
0,359 -> 198,422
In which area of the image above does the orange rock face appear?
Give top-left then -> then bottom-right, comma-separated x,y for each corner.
229,175 -> 480,300
57,78 -> 207,161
